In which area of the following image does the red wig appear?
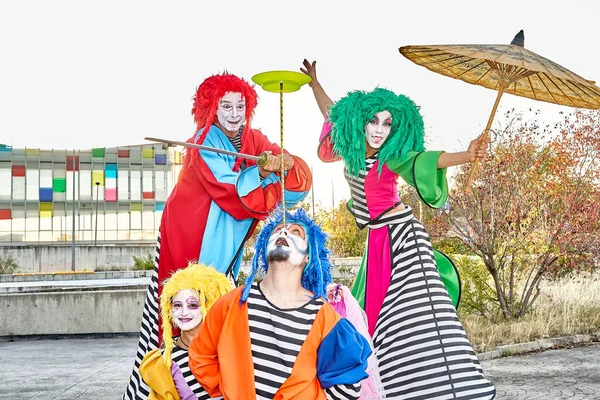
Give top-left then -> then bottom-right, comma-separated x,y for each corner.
190,73 -> 259,170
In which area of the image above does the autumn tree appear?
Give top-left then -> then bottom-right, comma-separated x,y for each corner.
434,110 -> 600,319
316,200 -> 367,258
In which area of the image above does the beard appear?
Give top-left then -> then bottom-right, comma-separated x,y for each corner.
267,247 -> 290,263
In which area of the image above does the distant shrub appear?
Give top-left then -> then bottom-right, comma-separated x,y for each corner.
0,255 -> 19,274
133,251 -> 155,271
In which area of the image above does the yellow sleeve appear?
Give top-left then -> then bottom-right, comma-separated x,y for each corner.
139,349 -> 181,400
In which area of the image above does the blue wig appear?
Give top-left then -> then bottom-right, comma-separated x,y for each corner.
240,208 -> 333,303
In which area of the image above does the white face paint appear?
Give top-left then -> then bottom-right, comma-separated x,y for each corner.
171,289 -> 202,332
216,92 -> 246,133
267,223 -> 308,266
364,110 -> 393,150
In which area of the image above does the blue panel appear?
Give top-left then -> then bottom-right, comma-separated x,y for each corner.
105,169 -> 117,178
39,187 -> 53,202
154,154 -> 167,165
155,202 -> 165,211
106,163 -> 118,171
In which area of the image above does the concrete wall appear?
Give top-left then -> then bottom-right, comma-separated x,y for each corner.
0,245 -> 362,274
0,245 -> 154,273
0,258 -> 363,336
0,288 -> 145,336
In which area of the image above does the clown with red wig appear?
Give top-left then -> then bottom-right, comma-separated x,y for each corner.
124,73 -> 312,400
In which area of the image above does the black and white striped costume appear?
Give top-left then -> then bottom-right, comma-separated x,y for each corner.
247,283 -> 361,400
171,345 -> 220,400
346,156 -> 496,399
124,233 -> 161,400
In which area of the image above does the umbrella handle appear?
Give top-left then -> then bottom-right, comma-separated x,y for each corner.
464,83 -> 507,193
464,152 -> 483,194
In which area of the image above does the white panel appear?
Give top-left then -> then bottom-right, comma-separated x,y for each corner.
12,177 -> 25,200
40,169 -> 53,187
80,171 -> 92,198
118,171 -> 129,200
66,172 -> 79,201
130,171 -> 141,201
143,171 -> 153,192
0,169 -> 11,198
105,177 -> 117,189
26,169 -> 39,200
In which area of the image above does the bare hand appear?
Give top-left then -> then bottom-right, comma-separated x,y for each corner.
467,134 -> 491,161
258,151 -> 282,178
300,59 -> 318,87
283,153 -> 294,171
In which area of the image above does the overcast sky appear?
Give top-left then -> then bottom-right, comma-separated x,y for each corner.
1,0 -> 598,207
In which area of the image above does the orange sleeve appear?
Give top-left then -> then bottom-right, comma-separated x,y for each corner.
188,292 -> 230,398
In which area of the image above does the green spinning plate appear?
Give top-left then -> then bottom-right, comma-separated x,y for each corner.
252,71 -> 312,93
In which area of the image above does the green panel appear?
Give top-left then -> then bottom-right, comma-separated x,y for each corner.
53,177 -> 66,193
92,148 -> 105,158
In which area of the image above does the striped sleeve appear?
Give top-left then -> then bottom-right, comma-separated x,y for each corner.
325,383 -> 361,400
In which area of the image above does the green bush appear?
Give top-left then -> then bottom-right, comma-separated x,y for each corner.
0,255 -> 19,274
133,251 -> 155,271
336,265 -> 356,289
237,270 -> 249,287
236,269 -> 263,287
453,255 -> 498,318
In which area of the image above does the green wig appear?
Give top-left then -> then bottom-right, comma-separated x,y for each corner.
328,88 -> 425,176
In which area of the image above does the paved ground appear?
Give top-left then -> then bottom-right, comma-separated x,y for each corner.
1,336 -> 598,399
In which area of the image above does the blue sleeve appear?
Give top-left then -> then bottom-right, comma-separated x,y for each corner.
317,318 -> 371,389
198,127 -> 262,194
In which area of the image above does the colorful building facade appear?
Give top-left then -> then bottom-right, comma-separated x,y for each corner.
0,144 -> 183,243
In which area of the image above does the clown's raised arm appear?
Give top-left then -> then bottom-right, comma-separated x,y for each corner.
301,59 -> 334,119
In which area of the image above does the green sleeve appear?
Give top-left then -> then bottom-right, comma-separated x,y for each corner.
386,151 -> 448,209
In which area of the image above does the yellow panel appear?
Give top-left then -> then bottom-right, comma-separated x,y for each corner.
40,203 -> 52,218
130,202 -> 143,212
26,148 -> 41,156
142,148 -> 154,159
174,151 -> 183,164
92,170 -> 105,186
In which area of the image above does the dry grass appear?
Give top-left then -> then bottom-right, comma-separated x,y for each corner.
460,272 -> 600,353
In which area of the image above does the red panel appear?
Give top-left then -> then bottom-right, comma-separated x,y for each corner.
12,165 -> 25,177
143,191 -> 154,200
0,210 -> 11,220
66,155 -> 80,171
118,149 -> 130,158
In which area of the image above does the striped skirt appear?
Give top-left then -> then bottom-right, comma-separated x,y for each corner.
123,233 -> 161,400
369,207 -> 496,399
